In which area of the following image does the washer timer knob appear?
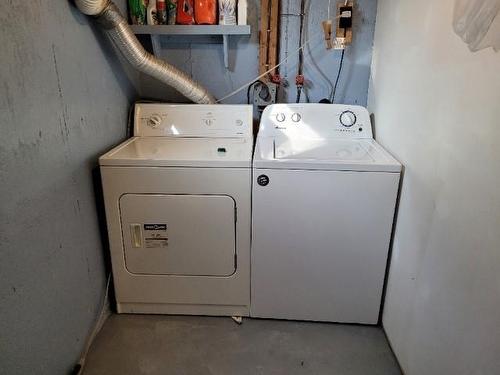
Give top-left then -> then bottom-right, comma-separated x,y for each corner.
147,114 -> 162,128
276,113 -> 286,122
291,113 -> 301,122
339,110 -> 357,127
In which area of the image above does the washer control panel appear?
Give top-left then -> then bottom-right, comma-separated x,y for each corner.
260,104 -> 373,139
135,103 -> 252,138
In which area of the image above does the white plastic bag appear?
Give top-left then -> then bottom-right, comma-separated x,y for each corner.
453,0 -> 500,51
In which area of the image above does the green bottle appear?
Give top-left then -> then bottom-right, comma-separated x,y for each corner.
167,0 -> 177,25
129,0 -> 147,25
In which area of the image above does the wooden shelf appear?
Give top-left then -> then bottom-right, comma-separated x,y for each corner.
130,24 -> 251,36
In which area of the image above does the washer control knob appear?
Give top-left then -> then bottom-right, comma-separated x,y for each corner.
147,114 -> 162,128
339,110 -> 357,127
276,113 -> 286,122
204,119 -> 213,126
291,113 -> 301,122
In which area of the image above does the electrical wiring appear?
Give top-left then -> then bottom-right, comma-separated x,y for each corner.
216,12 -> 347,104
303,0 -> 334,102
296,86 -> 303,103
247,80 -> 266,104
72,275 -> 112,375
215,32 -> 319,103
331,1 -> 351,103
296,0 -> 306,103
331,27 -> 347,103
331,48 -> 345,102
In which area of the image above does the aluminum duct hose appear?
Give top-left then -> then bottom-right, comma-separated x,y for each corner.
74,0 -> 216,104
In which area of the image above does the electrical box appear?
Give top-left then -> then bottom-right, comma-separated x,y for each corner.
335,1 -> 353,49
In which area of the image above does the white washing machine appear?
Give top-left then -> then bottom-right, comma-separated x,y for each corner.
100,103 -> 253,316
251,104 -> 401,324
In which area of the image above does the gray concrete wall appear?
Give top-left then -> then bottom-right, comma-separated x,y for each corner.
137,0 -> 377,106
0,1 -> 136,374
368,1 -> 500,373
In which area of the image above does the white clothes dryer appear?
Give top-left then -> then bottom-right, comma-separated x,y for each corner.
100,103 -> 253,317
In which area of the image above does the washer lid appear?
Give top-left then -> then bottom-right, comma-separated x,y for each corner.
99,137 -> 253,168
254,138 -> 401,172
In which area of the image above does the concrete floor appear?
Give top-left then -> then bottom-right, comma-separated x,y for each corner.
82,315 -> 402,375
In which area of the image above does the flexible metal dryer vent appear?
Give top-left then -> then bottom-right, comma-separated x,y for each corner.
74,0 -> 216,104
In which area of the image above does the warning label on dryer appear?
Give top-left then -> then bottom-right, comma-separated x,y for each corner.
143,223 -> 168,248
145,237 -> 168,248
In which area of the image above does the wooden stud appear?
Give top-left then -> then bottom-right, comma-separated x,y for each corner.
268,0 -> 280,76
259,0 -> 270,78
259,0 -> 279,80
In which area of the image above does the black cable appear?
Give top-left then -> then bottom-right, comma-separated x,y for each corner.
296,0 -> 306,103
332,49 -> 345,103
298,0 -> 305,74
332,28 -> 348,103
296,86 -> 302,103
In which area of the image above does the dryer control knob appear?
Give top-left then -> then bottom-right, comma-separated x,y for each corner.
148,114 -> 162,128
339,110 -> 357,127
276,113 -> 286,122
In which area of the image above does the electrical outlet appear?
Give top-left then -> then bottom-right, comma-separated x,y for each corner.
335,1 -> 353,49
253,82 -> 277,108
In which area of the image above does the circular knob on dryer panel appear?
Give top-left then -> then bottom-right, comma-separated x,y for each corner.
148,114 -> 162,128
291,113 -> 301,122
339,110 -> 357,127
276,113 -> 286,122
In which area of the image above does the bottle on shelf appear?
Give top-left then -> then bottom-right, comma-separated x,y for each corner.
219,0 -> 237,25
177,0 -> 195,24
147,0 -> 158,25
167,0 -> 178,24
156,0 -> 167,24
238,0 -> 248,25
128,0 -> 147,25
195,0 -> 217,25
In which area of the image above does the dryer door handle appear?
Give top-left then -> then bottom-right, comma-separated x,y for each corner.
130,224 -> 143,248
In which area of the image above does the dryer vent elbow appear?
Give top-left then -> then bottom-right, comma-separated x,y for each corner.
73,0 -> 216,104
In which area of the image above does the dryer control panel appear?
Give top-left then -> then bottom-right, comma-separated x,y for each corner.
134,104 -> 253,138
259,104 -> 373,139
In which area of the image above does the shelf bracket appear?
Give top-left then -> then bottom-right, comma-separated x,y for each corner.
151,34 -> 162,57
222,35 -> 229,69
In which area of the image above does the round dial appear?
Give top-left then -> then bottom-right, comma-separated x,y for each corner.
147,114 -> 162,128
275,113 -> 286,122
339,110 -> 357,127
291,113 -> 301,122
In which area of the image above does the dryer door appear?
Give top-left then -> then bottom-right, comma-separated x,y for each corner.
120,194 -> 236,276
